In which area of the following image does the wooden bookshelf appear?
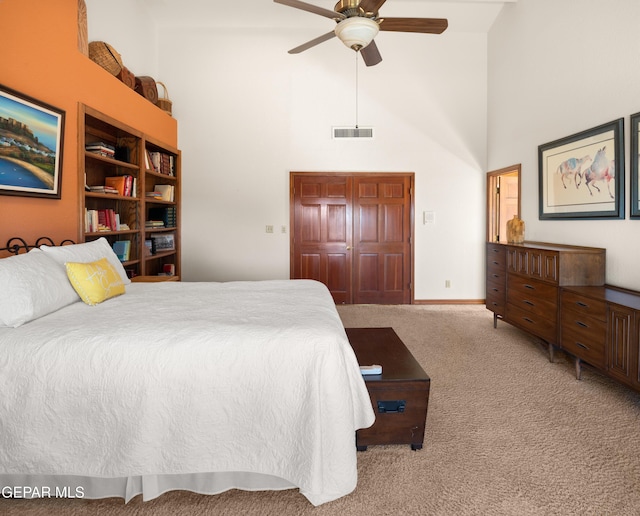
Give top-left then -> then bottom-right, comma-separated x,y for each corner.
78,104 -> 181,279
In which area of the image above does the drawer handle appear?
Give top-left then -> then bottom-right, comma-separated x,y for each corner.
576,301 -> 588,308
377,400 -> 406,413
492,288 -> 499,292
492,261 -> 499,265
576,342 -> 589,350
492,274 -> 499,278
523,300 -> 534,306
576,321 -> 588,328
523,317 -> 534,324
524,284 -> 535,290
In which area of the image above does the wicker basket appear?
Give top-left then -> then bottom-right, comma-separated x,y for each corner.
88,41 -> 123,76
156,82 -> 173,116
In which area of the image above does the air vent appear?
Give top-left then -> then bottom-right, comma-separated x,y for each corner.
333,127 -> 374,139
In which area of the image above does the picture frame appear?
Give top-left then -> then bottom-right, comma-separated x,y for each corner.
150,233 -> 175,253
538,118 -> 624,220
630,112 -> 640,218
0,84 -> 65,199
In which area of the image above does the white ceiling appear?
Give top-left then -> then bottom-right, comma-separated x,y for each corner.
142,0 -> 516,32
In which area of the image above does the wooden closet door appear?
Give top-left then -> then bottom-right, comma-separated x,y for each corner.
291,174 -> 353,304
291,172 -> 413,304
353,175 -> 412,304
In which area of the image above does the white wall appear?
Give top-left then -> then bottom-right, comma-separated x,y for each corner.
488,0 -> 640,290
162,27 -> 487,299
85,1 -> 491,300
85,0 -> 159,78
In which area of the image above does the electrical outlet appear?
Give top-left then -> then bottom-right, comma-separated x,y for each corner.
281,225 -> 287,234
265,225 -> 274,233
445,280 -> 451,288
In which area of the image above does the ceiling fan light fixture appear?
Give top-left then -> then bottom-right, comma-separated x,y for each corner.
334,16 -> 379,51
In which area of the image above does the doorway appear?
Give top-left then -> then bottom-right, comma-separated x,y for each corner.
290,172 -> 414,304
486,165 -> 521,243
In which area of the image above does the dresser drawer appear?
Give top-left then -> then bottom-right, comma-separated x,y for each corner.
561,291 -> 607,322
487,263 -> 506,280
506,304 -> 557,343
507,276 -> 557,318
486,297 -> 505,315
509,275 -> 557,299
486,276 -> 506,298
487,268 -> 507,286
486,244 -> 506,271
560,320 -> 606,368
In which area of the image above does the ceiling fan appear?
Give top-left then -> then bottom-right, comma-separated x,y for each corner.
274,0 -> 448,66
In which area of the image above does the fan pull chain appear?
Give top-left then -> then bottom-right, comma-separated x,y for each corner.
355,51 -> 359,129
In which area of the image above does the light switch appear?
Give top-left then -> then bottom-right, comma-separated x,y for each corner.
423,211 -> 435,225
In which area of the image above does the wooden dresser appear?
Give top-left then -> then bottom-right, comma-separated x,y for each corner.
487,242 -> 640,394
560,285 -> 640,391
486,242 -> 606,360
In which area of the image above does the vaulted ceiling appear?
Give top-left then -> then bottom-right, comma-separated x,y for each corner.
141,0 -> 517,33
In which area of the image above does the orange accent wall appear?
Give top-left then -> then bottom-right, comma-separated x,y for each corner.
0,0 -> 177,246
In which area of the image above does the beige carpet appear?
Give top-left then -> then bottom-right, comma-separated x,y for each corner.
5,305 -> 640,515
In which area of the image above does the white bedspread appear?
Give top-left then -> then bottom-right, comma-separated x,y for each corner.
0,280 -> 374,505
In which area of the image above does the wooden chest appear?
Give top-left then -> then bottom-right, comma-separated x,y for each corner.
345,327 -> 430,451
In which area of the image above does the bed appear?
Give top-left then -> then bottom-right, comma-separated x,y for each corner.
0,237 -> 375,506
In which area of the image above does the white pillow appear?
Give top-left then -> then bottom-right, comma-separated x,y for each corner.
40,237 -> 131,285
0,249 -> 79,327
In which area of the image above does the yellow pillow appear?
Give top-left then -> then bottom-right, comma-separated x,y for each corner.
65,257 -> 125,306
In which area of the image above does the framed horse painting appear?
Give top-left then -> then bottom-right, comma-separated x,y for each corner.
538,118 -> 624,220
630,112 -> 640,219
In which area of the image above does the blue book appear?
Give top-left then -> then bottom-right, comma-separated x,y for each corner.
112,240 -> 131,262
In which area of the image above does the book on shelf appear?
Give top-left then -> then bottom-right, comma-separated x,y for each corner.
85,208 -> 126,233
154,184 -> 174,202
149,151 -> 161,173
98,209 -> 118,232
145,191 -> 163,200
86,141 -> 115,158
105,176 -> 126,196
112,240 -> 131,262
105,175 -> 134,196
145,220 -> 165,228
146,149 -> 175,176
144,239 -> 153,256
148,206 -> 176,228
87,185 -> 119,194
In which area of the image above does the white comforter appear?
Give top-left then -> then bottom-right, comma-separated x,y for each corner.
0,279 -> 375,505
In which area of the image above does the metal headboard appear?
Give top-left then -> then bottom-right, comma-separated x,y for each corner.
0,237 -> 76,256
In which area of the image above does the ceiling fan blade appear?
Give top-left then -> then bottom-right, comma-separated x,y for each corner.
274,0 -> 345,20
379,17 -> 448,34
288,31 -> 336,54
360,39 -> 382,67
358,0 -> 387,15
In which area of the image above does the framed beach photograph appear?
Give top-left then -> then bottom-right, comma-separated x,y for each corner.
0,84 -> 65,199
630,112 -> 640,218
538,118 -> 624,220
